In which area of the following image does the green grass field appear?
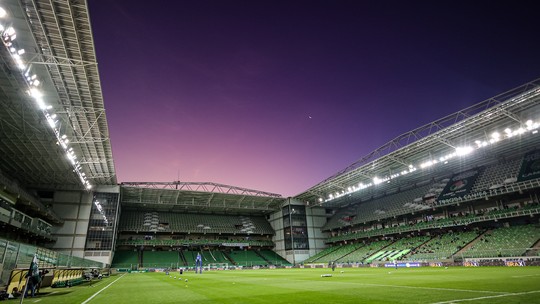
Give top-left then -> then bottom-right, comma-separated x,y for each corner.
24,267 -> 540,304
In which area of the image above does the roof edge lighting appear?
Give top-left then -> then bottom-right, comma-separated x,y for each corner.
0,7 -> 92,190
321,116 -> 540,203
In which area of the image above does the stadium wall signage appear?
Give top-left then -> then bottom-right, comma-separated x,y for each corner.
517,150 -> 540,182
437,168 -> 483,204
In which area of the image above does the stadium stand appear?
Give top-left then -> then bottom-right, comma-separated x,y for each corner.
182,250 -> 199,267
258,250 -> 292,266
303,246 -> 341,263
111,250 -> 139,269
338,240 -> 392,263
229,250 -> 269,266
462,225 -> 540,258
119,211 -> 274,235
470,158 -> 522,192
315,243 -> 360,263
141,251 -> 180,268
406,230 -> 481,260
365,235 -> 432,262
1,1 -> 540,293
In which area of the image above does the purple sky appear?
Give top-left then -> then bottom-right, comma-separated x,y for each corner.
89,1 -> 540,197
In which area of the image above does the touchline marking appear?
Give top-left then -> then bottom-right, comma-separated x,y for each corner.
356,282 -> 509,295
81,274 -> 125,304
430,290 -> 540,304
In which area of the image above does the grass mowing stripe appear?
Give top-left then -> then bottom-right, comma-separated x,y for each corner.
430,290 -> 540,304
81,274 -> 125,304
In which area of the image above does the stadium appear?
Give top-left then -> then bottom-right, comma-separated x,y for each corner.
0,0 -> 539,303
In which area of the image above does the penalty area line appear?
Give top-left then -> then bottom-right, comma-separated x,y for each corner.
81,274 -> 126,304
430,290 -> 540,304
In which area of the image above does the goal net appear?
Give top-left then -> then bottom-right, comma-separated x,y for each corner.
208,263 -> 229,270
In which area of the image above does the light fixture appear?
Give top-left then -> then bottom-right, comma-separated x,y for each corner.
323,117 -> 540,203
0,11 -> 93,190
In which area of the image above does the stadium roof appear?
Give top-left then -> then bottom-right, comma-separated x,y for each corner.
120,182 -> 285,214
0,0 -> 116,191
295,79 -> 540,208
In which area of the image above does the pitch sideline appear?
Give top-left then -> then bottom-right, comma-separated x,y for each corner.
430,289 -> 540,304
81,274 -> 126,304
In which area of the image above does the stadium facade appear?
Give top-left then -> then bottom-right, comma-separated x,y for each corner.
0,0 -> 539,291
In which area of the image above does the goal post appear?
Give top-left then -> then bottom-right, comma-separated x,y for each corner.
208,263 -> 228,270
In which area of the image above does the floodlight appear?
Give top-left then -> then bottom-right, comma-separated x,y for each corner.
47,117 -> 56,128
11,54 -> 24,69
29,87 -> 42,99
5,26 -> 14,36
455,146 -> 473,156
0,7 -> 6,18
35,98 -> 46,110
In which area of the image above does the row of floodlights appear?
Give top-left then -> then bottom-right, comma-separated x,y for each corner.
0,6 -> 92,190
321,117 -> 540,203
93,200 -> 108,224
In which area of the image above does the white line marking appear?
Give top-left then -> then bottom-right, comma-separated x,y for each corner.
357,283 -> 509,294
32,300 -> 41,303
511,274 -> 540,278
430,290 -> 540,304
81,274 -> 125,304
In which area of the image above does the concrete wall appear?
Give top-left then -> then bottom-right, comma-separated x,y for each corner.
306,205 -> 328,260
51,190 -> 92,258
269,208 -> 285,257
270,198 -> 329,264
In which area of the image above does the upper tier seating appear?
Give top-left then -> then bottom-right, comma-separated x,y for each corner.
119,211 -> 274,235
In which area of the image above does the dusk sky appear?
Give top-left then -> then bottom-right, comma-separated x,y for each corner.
88,1 -> 540,197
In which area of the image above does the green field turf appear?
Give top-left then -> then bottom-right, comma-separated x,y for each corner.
22,267 -> 540,304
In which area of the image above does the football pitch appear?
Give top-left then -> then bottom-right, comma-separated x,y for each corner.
27,267 -> 540,304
